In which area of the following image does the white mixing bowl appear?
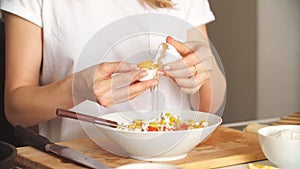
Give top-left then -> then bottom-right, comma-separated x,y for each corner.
95,110 -> 222,161
258,125 -> 300,169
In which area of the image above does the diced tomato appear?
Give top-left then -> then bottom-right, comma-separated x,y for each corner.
147,126 -> 159,131
179,123 -> 188,130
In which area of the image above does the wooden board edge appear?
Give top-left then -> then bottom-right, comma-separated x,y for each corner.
15,155 -> 52,169
177,152 -> 266,169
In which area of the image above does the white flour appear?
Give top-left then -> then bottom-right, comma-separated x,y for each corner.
270,129 -> 300,139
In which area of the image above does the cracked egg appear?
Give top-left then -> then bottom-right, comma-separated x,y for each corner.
137,60 -> 159,81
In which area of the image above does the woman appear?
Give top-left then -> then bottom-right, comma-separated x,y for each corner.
0,0 -> 226,142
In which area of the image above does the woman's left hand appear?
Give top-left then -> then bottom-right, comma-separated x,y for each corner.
161,36 -> 213,95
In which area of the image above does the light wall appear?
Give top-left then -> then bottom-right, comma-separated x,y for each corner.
207,0 -> 257,123
207,0 -> 300,123
257,0 -> 300,118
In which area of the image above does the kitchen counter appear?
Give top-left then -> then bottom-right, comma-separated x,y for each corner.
218,160 -> 274,169
14,126 -> 266,169
15,111 -> 300,168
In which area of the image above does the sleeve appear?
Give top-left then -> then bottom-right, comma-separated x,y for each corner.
0,0 -> 42,27
184,0 -> 215,26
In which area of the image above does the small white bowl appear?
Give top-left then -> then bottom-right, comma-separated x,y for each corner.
258,125 -> 300,169
95,110 -> 222,161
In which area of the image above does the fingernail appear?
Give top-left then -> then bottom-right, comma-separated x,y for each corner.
167,36 -> 174,41
163,65 -> 172,71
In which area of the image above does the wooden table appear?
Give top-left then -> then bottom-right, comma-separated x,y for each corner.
273,112 -> 300,125
15,126 -> 266,169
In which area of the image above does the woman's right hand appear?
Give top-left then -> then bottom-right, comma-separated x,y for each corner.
73,62 -> 158,107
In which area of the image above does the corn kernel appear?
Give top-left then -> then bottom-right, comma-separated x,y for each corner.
188,119 -> 195,124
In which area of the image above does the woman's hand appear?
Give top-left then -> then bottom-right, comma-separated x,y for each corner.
162,36 -> 226,113
73,62 -> 157,107
162,36 -> 213,95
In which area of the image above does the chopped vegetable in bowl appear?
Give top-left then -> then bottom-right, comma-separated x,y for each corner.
117,112 -> 209,132
94,110 -> 222,161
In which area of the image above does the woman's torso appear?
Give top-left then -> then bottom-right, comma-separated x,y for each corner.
1,0 -> 214,141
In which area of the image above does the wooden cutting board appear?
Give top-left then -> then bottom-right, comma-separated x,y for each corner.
272,112 -> 300,125
14,126 -> 266,169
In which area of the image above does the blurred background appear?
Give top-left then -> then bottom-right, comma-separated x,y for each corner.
207,0 -> 300,123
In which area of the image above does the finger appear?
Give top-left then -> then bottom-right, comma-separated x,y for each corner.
111,80 -> 158,105
165,65 -> 196,78
94,69 -> 147,96
175,77 -> 198,88
181,53 -> 202,67
166,36 -> 192,55
195,62 -> 207,74
165,62 -> 204,78
163,53 -> 201,71
179,72 -> 209,95
96,79 -> 157,107
127,79 -> 158,97
115,62 -> 137,72
163,54 -> 213,77
111,70 -> 148,88
175,71 -> 210,88
96,62 -> 137,79
194,62 -> 212,76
